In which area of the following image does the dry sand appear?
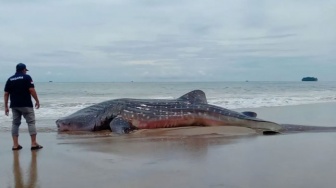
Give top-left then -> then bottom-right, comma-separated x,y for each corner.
1,102 -> 336,188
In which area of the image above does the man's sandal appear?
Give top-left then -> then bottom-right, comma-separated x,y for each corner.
31,145 -> 43,150
12,145 -> 23,151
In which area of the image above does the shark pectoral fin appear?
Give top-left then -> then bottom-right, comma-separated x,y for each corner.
241,111 -> 258,118
110,117 -> 134,134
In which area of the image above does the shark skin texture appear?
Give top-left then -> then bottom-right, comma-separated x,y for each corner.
56,90 -> 336,135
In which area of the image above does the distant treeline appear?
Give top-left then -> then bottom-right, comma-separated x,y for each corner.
302,77 -> 318,81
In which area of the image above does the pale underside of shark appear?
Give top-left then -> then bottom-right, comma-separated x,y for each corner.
56,90 -> 336,135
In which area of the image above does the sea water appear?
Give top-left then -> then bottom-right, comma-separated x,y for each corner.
0,81 -> 335,131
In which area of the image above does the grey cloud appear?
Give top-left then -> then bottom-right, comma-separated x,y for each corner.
35,50 -> 83,58
95,33 -> 302,65
238,34 -> 297,41
0,0 -> 335,82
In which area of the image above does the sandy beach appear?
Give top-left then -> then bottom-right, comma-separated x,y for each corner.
1,102 -> 336,188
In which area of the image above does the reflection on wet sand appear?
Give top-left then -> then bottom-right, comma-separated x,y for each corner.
13,151 -> 38,188
58,126 -> 258,159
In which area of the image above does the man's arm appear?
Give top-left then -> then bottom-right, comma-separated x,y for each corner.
4,92 -> 9,116
29,88 -> 40,109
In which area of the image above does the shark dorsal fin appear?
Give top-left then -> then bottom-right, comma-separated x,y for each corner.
178,90 -> 207,104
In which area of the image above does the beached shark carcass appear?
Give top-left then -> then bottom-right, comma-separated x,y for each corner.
56,90 -> 336,134
56,90 -> 282,134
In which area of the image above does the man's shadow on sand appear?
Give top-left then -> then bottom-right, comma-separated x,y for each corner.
12,151 -> 38,188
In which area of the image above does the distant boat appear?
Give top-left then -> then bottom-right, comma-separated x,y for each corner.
302,77 -> 318,81
49,81 -> 53,82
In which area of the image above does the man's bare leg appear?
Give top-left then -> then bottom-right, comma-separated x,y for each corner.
30,134 -> 37,146
12,135 -> 19,148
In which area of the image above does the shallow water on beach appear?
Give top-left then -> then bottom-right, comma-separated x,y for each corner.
2,130 -> 336,188
1,102 -> 336,188
1,82 -> 336,188
74,132 -> 336,188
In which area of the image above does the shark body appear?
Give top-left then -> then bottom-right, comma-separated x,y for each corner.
56,90 -> 336,134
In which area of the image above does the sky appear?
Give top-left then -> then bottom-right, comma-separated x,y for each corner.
0,0 -> 335,82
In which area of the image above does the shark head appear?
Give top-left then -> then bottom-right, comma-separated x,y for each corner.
56,99 -> 122,131
56,114 -> 94,131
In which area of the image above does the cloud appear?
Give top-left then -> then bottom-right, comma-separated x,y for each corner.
0,0 -> 335,82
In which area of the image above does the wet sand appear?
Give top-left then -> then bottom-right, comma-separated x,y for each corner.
1,102 -> 336,188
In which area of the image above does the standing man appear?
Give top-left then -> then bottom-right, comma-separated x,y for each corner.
4,63 -> 43,151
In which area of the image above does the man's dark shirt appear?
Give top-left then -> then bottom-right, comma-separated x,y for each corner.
4,72 -> 34,108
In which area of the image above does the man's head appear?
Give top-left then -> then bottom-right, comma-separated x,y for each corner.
16,63 -> 29,72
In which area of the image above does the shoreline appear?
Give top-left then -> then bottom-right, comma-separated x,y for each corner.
1,102 -> 336,188
236,101 -> 336,126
